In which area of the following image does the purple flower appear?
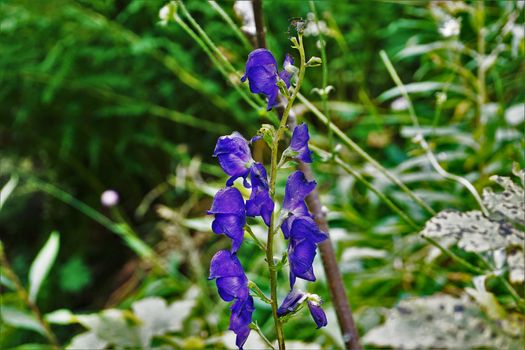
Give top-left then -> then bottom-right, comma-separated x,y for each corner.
307,299 -> 328,328
214,132 -> 254,187
279,54 -> 295,88
209,250 -> 254,348
289,123 -> 313,163
277,289 -> 306,316
209,188 -> 246,252
230,296 -> 255,349
281,171 -> 316,239
288,217 -> 327,288
241,49 -> 295,111
246,163 -> 274,226
209,250 -> 249,301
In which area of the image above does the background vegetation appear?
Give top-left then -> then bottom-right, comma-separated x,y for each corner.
1,0 -> 524,349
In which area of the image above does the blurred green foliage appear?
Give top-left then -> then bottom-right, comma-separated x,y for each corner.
1,0 -> 524,349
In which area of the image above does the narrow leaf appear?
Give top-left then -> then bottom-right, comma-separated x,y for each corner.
28,231 -> 60,303
0,175 -> 19,210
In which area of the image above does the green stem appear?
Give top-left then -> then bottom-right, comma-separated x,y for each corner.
208,1 -> 253,51
422,236 -> 485,275
297,92 -> 435,215
177,1 -> 263,111
379,50 -> 489,216
310,145 -> 419,230
27,178 -> 165,272
267,34 -> 306,350
0,242 -> 60,349
245,226 -> 267,251
251,321 -> 276,350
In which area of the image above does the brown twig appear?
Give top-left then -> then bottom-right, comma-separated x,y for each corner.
250,2 -> 361,349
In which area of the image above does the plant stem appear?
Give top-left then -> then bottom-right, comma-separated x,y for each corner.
265,33 -> 306,350
297,92 -> 436,216
0,241 -> 60,349
245,225 -> 267,251
208,1 -> 253,51
28,177 -> 165,272
310,145 -> 419,230
379,50 -> 489,216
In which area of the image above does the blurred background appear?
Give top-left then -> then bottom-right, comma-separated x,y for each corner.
1,0 -> 524,349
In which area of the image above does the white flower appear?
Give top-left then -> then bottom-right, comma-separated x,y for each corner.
158,2 -> 177,25
304,12 -> 329,37
439,17 -> 460,37
101,190 -> 119,207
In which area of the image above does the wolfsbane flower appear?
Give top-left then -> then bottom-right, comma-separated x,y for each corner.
245,163 -> 274,226
281,171 -> 316,239
209,250 -> 254,349
214,132 -> 254,187
209,187 -> 246,253
241,48 -> 295,111
288,123 -> 313,163
277,289 -> 328,329
288,216 -> 327,288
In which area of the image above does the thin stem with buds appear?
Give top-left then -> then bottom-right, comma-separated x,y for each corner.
266,33 -> 306,350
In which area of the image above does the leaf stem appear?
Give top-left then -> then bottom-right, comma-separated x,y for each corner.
297,92 -> 435,216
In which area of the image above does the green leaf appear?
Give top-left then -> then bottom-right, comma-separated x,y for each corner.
0,175 -> 18,210
28,231 -> 60,303
0,306 -> 47,336
378,82 -> 467,102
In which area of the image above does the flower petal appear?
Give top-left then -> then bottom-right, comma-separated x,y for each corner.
213,133 -> 253,186
209,250 -> 245,279
211,214 -> 245,252
229,296 -> 255,349
277,289 -> 306,316
289,123 -> 313,163
209,187 -> 245,215
307,300 -> 328,328
283,171 -> 316,213
246,163 -> 274,226
216,275 -> 249,301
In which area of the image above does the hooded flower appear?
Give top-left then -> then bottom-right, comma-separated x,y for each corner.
230,296 -> 255,349
277,289 -> 307,316
307,299 -> 328,328
214,132 -> 254,187
288,123 -> 313,163
245,163 -> 274,226
208,188 -> 246,252
209,250 -> 254,349
279,54 -> 295,88
281,171 -> 316,239
241,49 -> 295,111
277,289 -> 328,329
288,217 -> 328,288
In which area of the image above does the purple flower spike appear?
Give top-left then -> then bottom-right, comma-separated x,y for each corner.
209,250 -> 249,301
277,289 -> 307,316
288,217 -> 328,288
289,123 -> 313,163
246,163 -> 274,226
279,54 -> 295,88
230,296 -> 255,349
214,132 -> 254,187
241,49 -> 295,111
281,171 -> 316,239
209,188 -> 246,252
307,299 -> 328,329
